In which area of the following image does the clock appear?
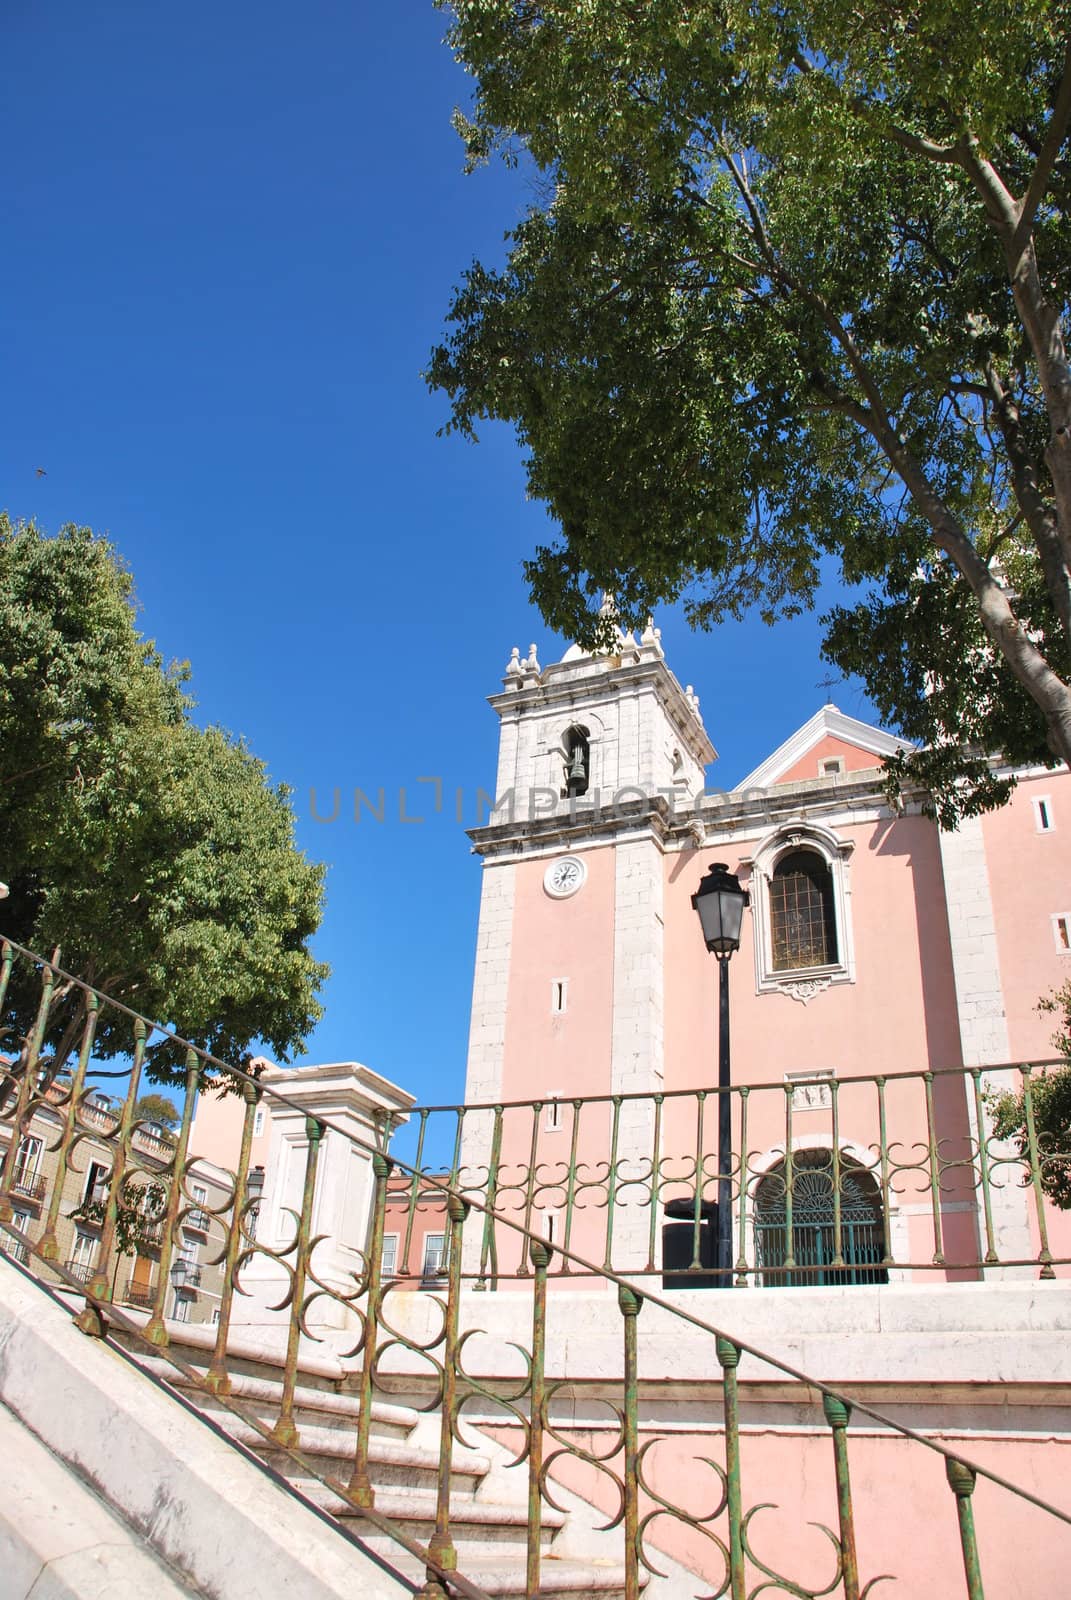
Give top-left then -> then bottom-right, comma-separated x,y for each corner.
544,855 -> 587,899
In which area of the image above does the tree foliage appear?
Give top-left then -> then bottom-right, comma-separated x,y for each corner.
0,516 -> 327,1083
988,983 -> 1071,1207
132,1093 -> 181,1130
429,1 -> 1071,821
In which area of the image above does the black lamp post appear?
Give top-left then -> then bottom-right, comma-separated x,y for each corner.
691,861 -> 750,1285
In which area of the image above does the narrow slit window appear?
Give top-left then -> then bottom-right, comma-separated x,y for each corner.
1034,797 -> 1054,833
1054,914 -> 1071,953
545,1094 -> 563,1132
551,978 -> 568,1015
542,1211 -> 558,1244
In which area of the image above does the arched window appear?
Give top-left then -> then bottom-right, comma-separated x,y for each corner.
769,850 -> 837,971
754,1150 -> 888,1287
562,725 -> 590,797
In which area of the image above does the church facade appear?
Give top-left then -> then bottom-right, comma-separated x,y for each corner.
459,622 -> 1071,1288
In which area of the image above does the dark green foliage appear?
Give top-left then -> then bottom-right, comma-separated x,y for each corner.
0,515 -> 327,1082
989,985 -> 1071,1207
430,2 -> 1071,818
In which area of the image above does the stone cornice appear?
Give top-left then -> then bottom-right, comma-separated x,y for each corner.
490,655 -> 716,769
468,764 -> 931,860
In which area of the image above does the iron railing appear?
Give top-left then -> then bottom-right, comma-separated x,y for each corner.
378,1062 -> 1070,1289
0,934 -> 1068,1599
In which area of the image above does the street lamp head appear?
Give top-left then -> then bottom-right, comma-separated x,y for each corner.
691,861 -> 750,958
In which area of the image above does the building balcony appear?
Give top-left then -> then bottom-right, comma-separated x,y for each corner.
184,1208 -> 211,1234
11,1174 -> 46,1202
64,1258 -> 95,1284
123,1278 -> 155,1308
171,1262 -> 202,1293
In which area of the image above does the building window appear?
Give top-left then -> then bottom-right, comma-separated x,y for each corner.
420,1233 -> 445,1287
8,1210 -> 31,1263
551,978 -> 568,1015
12,1136 -> 42,1197
744,824 -> 855,999
381,1233 -> 399,1279
541,1211 -> 559,1245
820,757 -> 844,777
754,1150 -> 888,1287
769,851 -> 838,971
545,1093 -> 563,1133
253,1105 -> 266,1138
83,1160 -> 109,1209
1054,914 -> 1071,953
1033,796 -> 1055,833
65,1229 -> 97,1283
172,1293 -> 192,1323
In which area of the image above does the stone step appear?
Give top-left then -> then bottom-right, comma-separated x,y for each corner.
225,1417 -> 491,1495
293,1478 -> 565,1549
134,1355 -> 417,1441
332,1544 -> 636,1598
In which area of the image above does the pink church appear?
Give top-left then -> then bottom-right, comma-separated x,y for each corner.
457,623 -> 1071,1292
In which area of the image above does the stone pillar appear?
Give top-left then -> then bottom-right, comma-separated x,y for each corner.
234,1062 -> 414,1336
610,835 -> 665,1271
938,818 -> 1034,1275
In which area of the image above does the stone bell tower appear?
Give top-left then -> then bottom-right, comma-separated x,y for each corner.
463,615 -> 715,1114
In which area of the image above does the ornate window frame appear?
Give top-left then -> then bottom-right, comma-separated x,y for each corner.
741,819 -> 856,1002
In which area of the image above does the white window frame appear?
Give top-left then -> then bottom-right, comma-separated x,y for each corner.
253,1105 -> 266,1138
541,1210 -> 559,1245
420,1233 -> 446,1285
743,822 -> 856,1001
13,1135 -> 42,1190
381,1232 -> 400,1279
551,978 -> 569,1015
70,1230 -> 97,1271
545,1093 -> 563,1133
1033,795 -> 1055,833
1053,913 -> 1071,954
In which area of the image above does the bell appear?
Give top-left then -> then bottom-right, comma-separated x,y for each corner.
566,746 -> 588,792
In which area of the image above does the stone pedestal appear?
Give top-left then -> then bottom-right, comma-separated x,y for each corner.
234,1062 -> 414,1338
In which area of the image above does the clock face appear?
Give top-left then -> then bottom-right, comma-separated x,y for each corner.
544,855 -> 587,899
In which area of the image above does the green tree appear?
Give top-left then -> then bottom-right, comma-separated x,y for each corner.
132,1093 -> 181,1130
988,983 -> 1071,1207
0,516 -> 328,1085
429,2 -> 1071,822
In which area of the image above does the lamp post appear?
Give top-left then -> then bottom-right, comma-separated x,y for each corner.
691,862 -> 750,1285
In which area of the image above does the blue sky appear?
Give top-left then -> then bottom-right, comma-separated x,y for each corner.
2,2 -> 874,1104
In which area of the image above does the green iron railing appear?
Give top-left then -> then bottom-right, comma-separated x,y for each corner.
0,935 -> 1069,1599
382,1060 -> 1069,1289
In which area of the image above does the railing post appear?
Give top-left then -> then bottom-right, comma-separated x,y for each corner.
38,994 -> 99,1262
475,1104 -> 503,1289
0,960 -> 56,1223
1020,1066 -> 1055,1278
349,1150 -> 392,1507
735,1086 -> 750,1285
203,1074 -> 261,1389
822,1392 -> 860,1600
144,1048 -> 200,1347
527,1236 -> 551,1599
924,1070 -> 947,1268
271,1113 -> 323,1447
424,1190 -> 469,1597
618,1282 -> 643,1600
717,1334 -> 746,1600
946,1457 -> 985,1600
75,1017 -> 146,1337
